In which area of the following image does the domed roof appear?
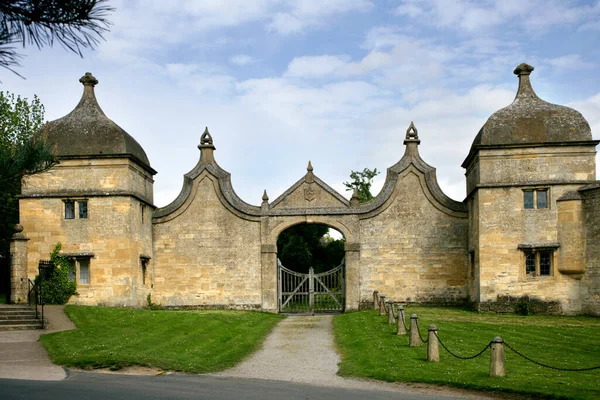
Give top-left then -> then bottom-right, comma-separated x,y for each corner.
463,63 -> 592,167
45,73 -> 154,173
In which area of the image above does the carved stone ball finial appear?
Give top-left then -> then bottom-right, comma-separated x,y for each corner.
200,126 -> 214,146
14,223 -> 23,233
513,63 -> 534,76
406,121 -> 419,140
79,72 -> 99,87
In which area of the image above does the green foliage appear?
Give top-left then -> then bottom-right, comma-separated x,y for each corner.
0,91 -> 55,250
146,294 -> 161,310
343,168 -> 380,203
514,298 -> 533,316
36,243 -> 77,305
41,306 -> 284,373
334,308 -> 600,400
277,224 -> 345,273
0,1 -> 114,75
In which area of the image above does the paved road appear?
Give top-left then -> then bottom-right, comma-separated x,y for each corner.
1,372 -> 468,400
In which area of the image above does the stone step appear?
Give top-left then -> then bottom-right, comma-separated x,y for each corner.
0,323 -> 43,331
0,313 -> 38,320
0,318 -> 41,325
0,305 -> 34,311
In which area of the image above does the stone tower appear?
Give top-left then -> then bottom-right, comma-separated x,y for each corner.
463,63 -> 599,313
18,73 -> 156,306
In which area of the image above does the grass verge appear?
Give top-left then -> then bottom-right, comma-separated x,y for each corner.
41,305 -> 283,373
333,308 -> 600,400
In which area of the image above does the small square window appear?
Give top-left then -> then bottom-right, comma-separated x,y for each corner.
65,201 -> 75,219
539,252 -> 551,276
79,258 -> 90,284
525,253 -> 536,274
78,201 -> 88,219
537,190 -> 548,209
523,191 -> 534,209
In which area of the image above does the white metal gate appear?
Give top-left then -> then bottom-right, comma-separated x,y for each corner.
278,258 -> 345,314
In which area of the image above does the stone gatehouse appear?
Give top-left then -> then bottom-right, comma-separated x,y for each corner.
9,64 -> 600,314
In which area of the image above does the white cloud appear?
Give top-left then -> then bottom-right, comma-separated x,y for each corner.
285,55 -> 350,78
543,54 -> 595,71
267,0 -> 373,34
230,54 -> 254,66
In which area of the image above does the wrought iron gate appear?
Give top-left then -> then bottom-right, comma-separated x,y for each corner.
278,258 -> 345,314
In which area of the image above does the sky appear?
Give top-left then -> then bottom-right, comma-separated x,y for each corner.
2,0 -> 600,208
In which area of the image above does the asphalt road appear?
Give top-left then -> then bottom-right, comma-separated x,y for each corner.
0,372 -> 466,400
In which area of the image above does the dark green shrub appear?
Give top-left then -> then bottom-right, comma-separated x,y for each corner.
514,298 -> 532,316
35,243 -> 77,304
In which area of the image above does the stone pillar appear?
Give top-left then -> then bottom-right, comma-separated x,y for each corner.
379,295 -> 386,315
490,336 -> 505,377
397,305 -> 406,335
427,324 -> 439,362
10,224 -> 29,304
344,242 -> 360,311
261,244 -> 278,312
373,290 -> 379,310
409,314 -> 421,347
387,300 -> 395,324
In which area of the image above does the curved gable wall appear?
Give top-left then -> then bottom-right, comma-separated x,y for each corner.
151,132 -> 469,310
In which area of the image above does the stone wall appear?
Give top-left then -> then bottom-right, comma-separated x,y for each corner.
359,168 -> 469,305
582,186 -> 600,315
18,159 -> 154,307
152,172 -> 262,307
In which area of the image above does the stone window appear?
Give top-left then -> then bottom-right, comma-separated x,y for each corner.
523,189 -> 549,209
141,204 -> 146,224
78,201 -> 88,219
67,257 -> 91,284
64,201 -> 75,219
64,200 -> 88,219
140,256 -> 150,285
524,250 -> 553,278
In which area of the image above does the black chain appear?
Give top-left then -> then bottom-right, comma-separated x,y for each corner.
415,319 -> 429,343
401,313 -> 410,332
504,342 -> 600,372
391,303 -> 398,319
435,331 -> 491,360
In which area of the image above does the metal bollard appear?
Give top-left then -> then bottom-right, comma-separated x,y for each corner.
490,336 -> 505,377
409,314 -> 421,347
387,301 -> 395,324
396,305 -> 406,335
379,295 -> 386,316
427,324 -> 439,362
373,290 -> 379,310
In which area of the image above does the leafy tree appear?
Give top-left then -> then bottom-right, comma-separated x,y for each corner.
0,91 -> 55,249
0,0 -> 114,75
277,224 -> 345,274
343,168 -> 380,203
35,243 -> 77,304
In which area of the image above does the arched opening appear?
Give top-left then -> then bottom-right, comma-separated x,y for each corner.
276,223 -> 346,314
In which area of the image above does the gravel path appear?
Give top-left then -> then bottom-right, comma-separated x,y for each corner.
213,315 -> 503,399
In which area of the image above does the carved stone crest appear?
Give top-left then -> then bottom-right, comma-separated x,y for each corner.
304,184 -> 316,202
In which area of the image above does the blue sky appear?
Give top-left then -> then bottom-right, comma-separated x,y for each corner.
3,0 -> 600,207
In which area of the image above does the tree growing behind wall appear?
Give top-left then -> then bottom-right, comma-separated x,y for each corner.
35,243 -> 77,304
0,91 -> 55,250
0,0 -> 114,75
277,224 -> 345,274
343,168 -> 380,203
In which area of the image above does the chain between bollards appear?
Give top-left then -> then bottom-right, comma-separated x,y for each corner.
387,300 -> 396,324
379,295 -> 387,316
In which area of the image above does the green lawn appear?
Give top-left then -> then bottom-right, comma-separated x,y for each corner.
333,308 -> 600,400
41,306 -> 283,373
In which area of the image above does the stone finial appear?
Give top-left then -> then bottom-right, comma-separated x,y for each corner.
513,63 -> 534,76
513,63 -> 538,100
79,72 -> 99,87
14,223 -> 23,233
198,126 -> 216,162
262,190 -> 269,203
200,127 -> 214,147
305,161 -> 314,183
405,121 -> 419,140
